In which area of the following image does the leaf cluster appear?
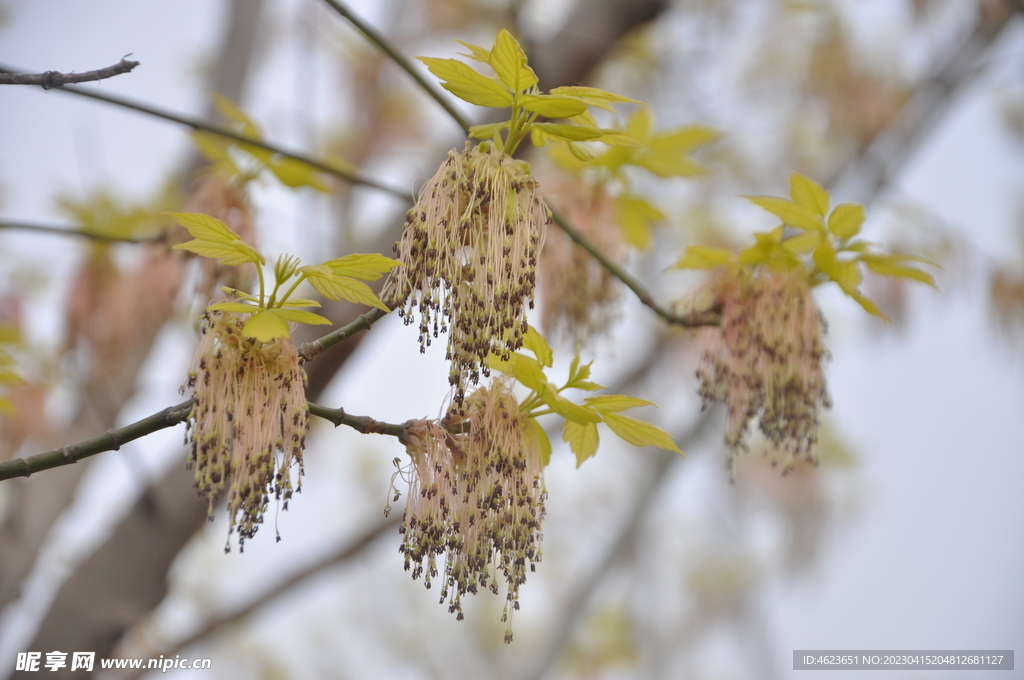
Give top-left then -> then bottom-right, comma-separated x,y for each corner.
192,94 -> 352,192
170,212 -> 400,341
674,173 -> 937,319
487,326 -> 683,467
419,30 -> 641,156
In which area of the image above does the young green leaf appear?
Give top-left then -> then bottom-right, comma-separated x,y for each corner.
530,417 -> 553,467
563,419 -> 600,467
744,196 -> 822,231
522,325 -> 553,368
674,245 -> 738,270
616,195 -> 665,249
242,309 -> 290,342
299,265 -> 391,312
781,230 -> 822,254
454,40 -> 491,63
860,254 -> 937,287
487,352 -> 547,392
488,29 -> 538,92
584,395 -> 656,413
828,203 -> 866,239
265,156 -> 330,192
272,308 -> 332,325
323,253 -> 402,281
790,173 -> 831,217
541,387 -> 602,424
532,123 -> 614,142
418,57 -> 514,108
601,411 -> 683,454
207,301 -> 261,314
519,94 -> 589,118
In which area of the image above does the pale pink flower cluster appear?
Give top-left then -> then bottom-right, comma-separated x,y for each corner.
397,378 -> 546,642
696,269 -> 831,476
184,311 -> 307,550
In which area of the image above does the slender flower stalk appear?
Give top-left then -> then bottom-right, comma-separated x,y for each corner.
695,268 -> 831,476
184,310 -> 307,550
384,143 -> 549,409
397,377 -> 546,642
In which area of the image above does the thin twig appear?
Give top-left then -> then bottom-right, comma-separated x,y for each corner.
320,0 -> 473,135
0,221 -> 163,243
298,306 -> 387,360
0,64 -> 409,201
0,57 -> 139,88
308,402 -> 408,438
548,205 -> 720,328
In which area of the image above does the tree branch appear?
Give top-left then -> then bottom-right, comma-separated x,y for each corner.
307,402 -> 409,438
298,306 -> 387,361
0,220 -> 163,243
0,400 -> 192,481
0,64 -> 409,201
547,205 -> 720,328
320,0 -> 473,135
0,57 -> 139,88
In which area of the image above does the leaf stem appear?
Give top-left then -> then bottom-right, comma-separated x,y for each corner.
275,273 -> 309,308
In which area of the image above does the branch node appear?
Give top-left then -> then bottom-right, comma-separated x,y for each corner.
41,71 -> 63,90
106,428 -> 122,451
298,339 -> 325,362
61,446 -> 76,463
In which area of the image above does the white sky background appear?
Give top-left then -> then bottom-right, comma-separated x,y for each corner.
0,0 -> 1023,678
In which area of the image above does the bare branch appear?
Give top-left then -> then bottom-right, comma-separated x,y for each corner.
0,220 -> 163,243
0,57 -> 139,88
307,402 -> 409,438
0,63 -> 409,201
547,205 -> 721,328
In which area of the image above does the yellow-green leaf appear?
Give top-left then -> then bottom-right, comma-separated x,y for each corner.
488,353 -> 547,392
488,29 -> 537,92
454,40 -> 491,63
174,239 -> 262,266
635,150 -> 706,178
207,301 -> 260,314
542,388 -> 602,423
530,417 -> 553,467
847,289 -> 888,320
828,203 -> 865,239
601,411 -> 682,454
674,245 -> 737,270
652,125 -> 719,153
781,230 -> 822,254
323,253 -> 402,281
566,141 -> 595,161
563,419 -> 600,467
301,266 -> 390,311
861,255 -> 937,287
523,325 -> 553,368
533,123 -> 613,142
242,310 -> 290,341
549,86 -> 642,108
520,94 -> 589,118
272,308 -> 332,326
267,156 -> 330,192
213,93 -> 260,138
470,121 -> 509,139
279,298 -> 321,308
616,195 -> 664,249
744,196 -> 822,231
168,212 -> 240,245
790,173 -> 831,217
584,395 -> 656,413
418,57 -> 514,108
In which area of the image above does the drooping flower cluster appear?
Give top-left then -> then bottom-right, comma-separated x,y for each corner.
696,269 -> 831,475
397,378 -> 546,642
184,310 -> 307,550
383,143 -> 549,408
540,177 -> 623,345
